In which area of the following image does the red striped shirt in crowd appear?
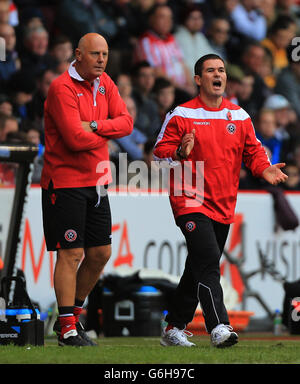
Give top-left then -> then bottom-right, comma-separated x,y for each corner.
135,31 -> 188,87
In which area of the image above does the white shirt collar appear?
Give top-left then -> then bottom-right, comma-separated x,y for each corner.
68,60 -> 100,84
68,60 -> 85,81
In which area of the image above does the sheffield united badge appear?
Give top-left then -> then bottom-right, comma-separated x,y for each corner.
64,229 -> 77,242
226,123 -> 236,134
185,221 -> 196,232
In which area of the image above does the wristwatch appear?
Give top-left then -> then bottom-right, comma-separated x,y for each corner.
90,120 -> 98,132
176,145 -> 185,160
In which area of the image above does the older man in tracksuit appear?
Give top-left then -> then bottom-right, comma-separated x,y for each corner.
41,33 -> 133,346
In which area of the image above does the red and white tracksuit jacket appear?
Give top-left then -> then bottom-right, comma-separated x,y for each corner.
153,96 -> 271,224
41,61 -> 133,189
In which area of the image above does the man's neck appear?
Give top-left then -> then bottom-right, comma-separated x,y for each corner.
152,29 -> 168,40
74,62 -> 96,83
199,93 -> 223,109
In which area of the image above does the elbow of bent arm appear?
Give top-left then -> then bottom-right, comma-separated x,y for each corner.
125,115 -> 134,136
65,141 -> 86,152
64,135 -> 101,152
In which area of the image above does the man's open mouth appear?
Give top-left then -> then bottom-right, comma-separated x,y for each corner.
213,80 -> 222,88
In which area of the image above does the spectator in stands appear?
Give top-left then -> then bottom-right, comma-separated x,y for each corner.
16,6 -> 44,35
236,73 -> 257,119
207,17 -> 231,61
175,5 -> 215,75
115,73 -> 132,99
275,44 -> 300,119
114,95 -> 147,161
224,64 -> 244,105
7,0 -> 18,27
25,123 -> 44,184
20,26 -> 57,75
7,69 -> 36,122
241,42 -> 271,115
259,49 -> 276,89
0,119 -> 23,188
230,0 -> 267,41
261,15 -> 296,75
0,109 -> 23,186
0,22 -> 20,86
0,112 -> 18,142
131,61 -> 161,139
0,114 -> 22,186
0,94 -> 13,116
57,0 -> 118,47
0,0 -> 10,24
26,124 -> 40,146
27,68 -> 59,128
263,94 -> 293,136
130,0 -> 156,38
107,0 -> 141,54
153,77 -> 176,123
255,108 -> 284,164
134,4 -> 196,103
293,142 -> 300,169
276,0 -> 300,31
49,35 -> 73,64
56,60 -> 71,75
282,161 -> 300,190
260,0 -> 277,28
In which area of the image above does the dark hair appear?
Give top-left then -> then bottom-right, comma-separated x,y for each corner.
0,94 -> 12,105
49,34 -> 72,50
153,77 -> 173,93
148,4 -> 171,18
181,4 -> 203,24
268,14 -> 295,35
284,160 -> 299,169
5,131 -> 28,144
131,61 -> 152,77
241,40 -> 264,58
194,54 -> 225,76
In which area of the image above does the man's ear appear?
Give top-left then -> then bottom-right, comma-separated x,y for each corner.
75,48 -> 82,62
194,74 -> 201,87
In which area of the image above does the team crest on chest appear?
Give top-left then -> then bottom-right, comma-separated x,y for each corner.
226,123 -> 236,135
99,86 -> 105,95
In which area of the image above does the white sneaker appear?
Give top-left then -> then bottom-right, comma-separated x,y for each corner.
160,327 -> 196,347
211,324 -> 238,348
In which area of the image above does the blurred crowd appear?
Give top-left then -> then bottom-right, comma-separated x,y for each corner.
1,0 -> 300,191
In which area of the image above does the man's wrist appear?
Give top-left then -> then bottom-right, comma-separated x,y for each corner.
90,120 -> 98,132
175,145 -> 186,160
175,145 -> 185,160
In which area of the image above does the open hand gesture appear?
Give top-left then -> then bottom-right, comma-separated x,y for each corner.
262,163 -> 288,185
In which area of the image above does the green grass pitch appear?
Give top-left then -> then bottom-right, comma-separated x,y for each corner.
1,334 -> 300,364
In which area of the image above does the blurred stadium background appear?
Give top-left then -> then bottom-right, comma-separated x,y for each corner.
1,0 -> 300,346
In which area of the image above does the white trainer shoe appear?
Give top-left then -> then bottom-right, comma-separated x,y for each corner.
160,327 -> 196,347
211,324 -> 238,348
